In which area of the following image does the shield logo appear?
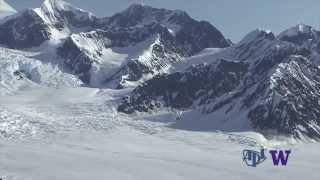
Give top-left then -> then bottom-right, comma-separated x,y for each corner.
243,148 -> 267,167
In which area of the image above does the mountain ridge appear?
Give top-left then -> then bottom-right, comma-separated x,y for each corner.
118,25 -> 320,139
0,0 -> 230,88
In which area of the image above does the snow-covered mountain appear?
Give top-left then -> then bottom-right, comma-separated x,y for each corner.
1,1 -> 320,179
0,0 -> 319,140
0,0 -> 98,49
34,0 -> 96,31
119,25 -> 320,139
0,0 -> 229,88
56,3 -> 230,87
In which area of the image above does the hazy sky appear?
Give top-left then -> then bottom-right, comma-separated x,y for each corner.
6,0 -> 320,42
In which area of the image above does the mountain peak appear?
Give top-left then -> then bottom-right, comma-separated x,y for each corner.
41,0 -> 87,13
41,0 -> 64,10
279,24 -> 313,37
124,3 -> 189,18
35,0 -> 96,30
106,3 -> 194,31
239,29 -> 275,44
122,3 -> 166,16
277,24 -> 318,45
297,23 -> 312,32
127,3 -> 150,10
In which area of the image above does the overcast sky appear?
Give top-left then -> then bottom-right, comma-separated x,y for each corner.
6,0 -> 320,42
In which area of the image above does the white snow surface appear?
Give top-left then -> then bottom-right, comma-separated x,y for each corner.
0,86 -> 319,180
0,47 -> 82,95
0,0 -> 16,19
34,0 -> 95,26
0,0 -> 16,12
33,0 -> 95,43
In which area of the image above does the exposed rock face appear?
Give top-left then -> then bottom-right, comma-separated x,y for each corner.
118,27 -> 320,139
55,3 -> 230,87
57,30 -> 109,83
249,56 -> 320,138
118,59 -> 249,113
100,4 -> 230,55
0,10 -> 51,48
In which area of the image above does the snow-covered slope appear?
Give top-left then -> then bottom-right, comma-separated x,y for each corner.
0,85 -> 319,180
0,0 -> 97,49
0,47 -> 82,95
0,0 -> 16,19
34,0 -> 96,32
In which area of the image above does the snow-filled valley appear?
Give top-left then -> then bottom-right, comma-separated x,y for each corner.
0,86 -> 319,180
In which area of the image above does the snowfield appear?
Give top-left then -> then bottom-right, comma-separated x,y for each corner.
0,86 -> 319,180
